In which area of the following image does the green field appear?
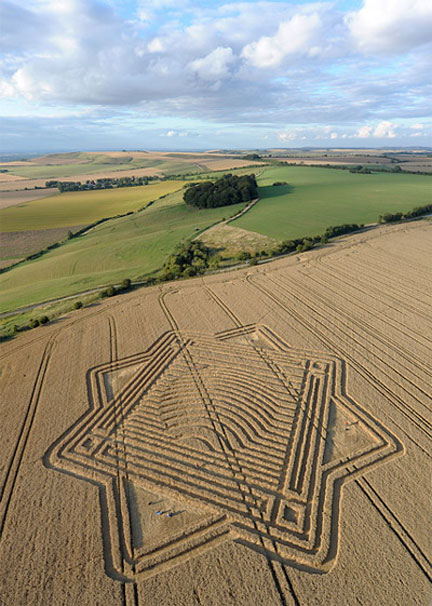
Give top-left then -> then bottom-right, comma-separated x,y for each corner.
0,181 -> 186,231
2,164 -> 431,315
233,167 -> 432,240
0,190 -> 245,312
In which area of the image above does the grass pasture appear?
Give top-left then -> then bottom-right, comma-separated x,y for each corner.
0,189 -> 246,312
199,223 -> 278,258
233,167 -> 432,240
0,181 -> 185,231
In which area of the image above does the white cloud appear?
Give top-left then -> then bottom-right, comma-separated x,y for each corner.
278,131 -> 298,141
163,128 -> 196,138
139,0 -> 188,10
330,132 -> 338,139
136,8 -> 152,23
136,0 -> 190,23
0,78 -> 16,97
242,12 -> 321,68
357,125 -> 373,138
148,37 -> 164,53
355,121 -> 398,138
189,47 -> 235,81
411,123 -> 424,130
347,0 -> 432,53
373,121 -> 397,138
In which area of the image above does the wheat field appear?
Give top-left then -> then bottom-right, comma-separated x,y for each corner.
0,219 -> 430,605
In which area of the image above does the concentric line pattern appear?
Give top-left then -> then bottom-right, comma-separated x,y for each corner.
47,325 -> 401,580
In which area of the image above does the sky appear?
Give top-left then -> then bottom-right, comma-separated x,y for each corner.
0,0 -> 431,152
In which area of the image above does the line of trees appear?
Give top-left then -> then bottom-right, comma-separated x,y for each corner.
324,223 -> 363,238
184,173 -> 258,209
349,165 -> 404,174
274,160 -> 431,176
379,203 -> 432,223
239,223 -> 365,262
45,175 -> 159,192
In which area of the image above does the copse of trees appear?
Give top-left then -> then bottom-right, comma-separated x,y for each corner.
242,153 -> 261,161
183,174 -> 258,209
161,241 -> 211,280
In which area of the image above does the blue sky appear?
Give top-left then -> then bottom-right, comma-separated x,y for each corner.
0,0 -> 431,151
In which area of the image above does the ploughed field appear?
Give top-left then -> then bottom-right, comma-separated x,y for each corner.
0,219 -> 430,605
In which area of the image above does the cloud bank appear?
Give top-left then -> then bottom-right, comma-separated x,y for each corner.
0,0 -> 431,149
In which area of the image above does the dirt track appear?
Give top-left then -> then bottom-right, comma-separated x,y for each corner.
0,219 -> 431,605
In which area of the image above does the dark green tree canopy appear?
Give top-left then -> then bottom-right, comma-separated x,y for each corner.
161,240 -> 211,280
184,174 -> 258,209
242,153 -> 261,161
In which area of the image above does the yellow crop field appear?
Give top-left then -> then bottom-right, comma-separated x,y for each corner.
0,181 -> 185,231
0,219 -> 430,605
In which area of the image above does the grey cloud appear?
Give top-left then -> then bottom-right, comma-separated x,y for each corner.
0,2 -> 52,53
0,0 -> 431,134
